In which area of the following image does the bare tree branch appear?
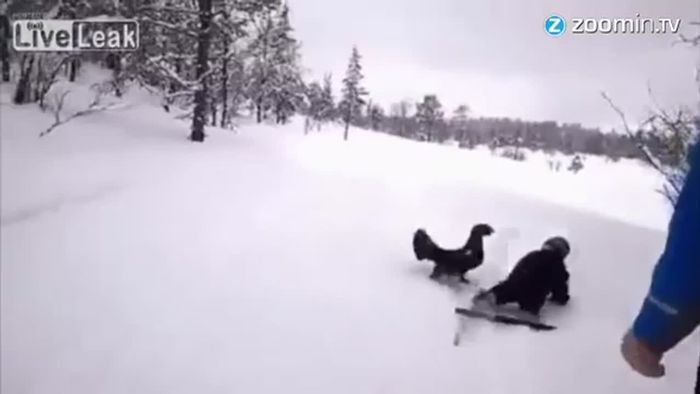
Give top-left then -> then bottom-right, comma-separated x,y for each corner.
603,87 -> 697,205
40,86 -> 124,138
601,91 -> 683,203
139,17 -> 199,38
137,5 -> 201,15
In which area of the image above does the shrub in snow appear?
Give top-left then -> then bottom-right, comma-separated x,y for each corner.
40,83 -> 122,138
458,140 -> 475,149
501,147 -> 527,162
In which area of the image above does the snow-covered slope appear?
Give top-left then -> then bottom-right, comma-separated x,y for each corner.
1,75 -> 696,394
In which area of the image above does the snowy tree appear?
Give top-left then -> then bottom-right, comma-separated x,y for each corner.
9,0 -> 134,104
5,0 -> 309,139
126,0 -> 203,112
126,0 -> 217,141
304,73 -> 335,131
9,1 -> 71,104
12,52 -> 72,106
389,100 -> 412,137
368,103 -> 385,131
121,0 -> 283,139
247,7 -> 275,122
501,146 -> 527,162
56,0 -> 92,82
339,46 -> 368,140
122,0 -> 216,140
318,73 -> 336,122
207,1 -> 258,128
305,80 -> 324,125
415,94 -> 444,142
451,104 -> 470,143
248,1 -> 303,124
267,5 -> 304,124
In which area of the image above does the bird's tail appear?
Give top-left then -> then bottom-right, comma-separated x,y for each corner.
413,229 -> 436,261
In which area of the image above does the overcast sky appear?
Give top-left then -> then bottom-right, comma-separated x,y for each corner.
288,0 -> 700,130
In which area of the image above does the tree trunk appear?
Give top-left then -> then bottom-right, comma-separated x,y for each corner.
256,98 -> 263,123
164,58 -> 181,111
13,55 -> 35,104
106,53 -> 123,97
275,104 -> 282,124
190,0 -> 212,142
0,14 -> 9,82
220,36 -> 229,128
1,51 -> 8,82
68,57 -> 79,82
169,57 -> 181,97
343,104 -> 354,141
1,56 -> 8,82
35,56 -> 44,106
113,56 -> 123,97
211,100 -> 217,126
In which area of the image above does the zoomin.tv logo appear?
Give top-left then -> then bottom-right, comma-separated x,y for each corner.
544,15 -> 566,36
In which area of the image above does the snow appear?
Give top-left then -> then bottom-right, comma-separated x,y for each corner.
1,70 -> 697,394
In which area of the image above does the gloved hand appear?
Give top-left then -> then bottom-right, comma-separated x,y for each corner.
620,330 -> 665,378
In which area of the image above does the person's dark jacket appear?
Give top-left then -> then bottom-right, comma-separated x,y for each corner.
492,249 -> 570,314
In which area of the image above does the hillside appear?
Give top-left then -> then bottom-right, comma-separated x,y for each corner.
1,76 -> 697,394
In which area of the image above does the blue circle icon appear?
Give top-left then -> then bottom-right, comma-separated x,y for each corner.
544,15 -> 566,36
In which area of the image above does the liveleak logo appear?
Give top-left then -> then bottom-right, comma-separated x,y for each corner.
12,19 -> 139,52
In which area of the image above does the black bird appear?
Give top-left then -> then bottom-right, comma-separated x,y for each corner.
412,223 -> 495,282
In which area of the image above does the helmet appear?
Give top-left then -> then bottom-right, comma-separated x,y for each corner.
542,236 -> 570,258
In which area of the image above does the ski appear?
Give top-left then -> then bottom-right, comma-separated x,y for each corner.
454,307 -> 556,331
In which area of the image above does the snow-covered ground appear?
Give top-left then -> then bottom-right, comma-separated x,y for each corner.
1,72 -> 697,394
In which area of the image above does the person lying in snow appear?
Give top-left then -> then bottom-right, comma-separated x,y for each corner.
473,236 -> 571,319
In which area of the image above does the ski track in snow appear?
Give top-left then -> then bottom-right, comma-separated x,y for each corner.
1,79 -> 697,394
1,184 -> 124,227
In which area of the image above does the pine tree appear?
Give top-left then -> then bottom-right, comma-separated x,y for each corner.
123,0 -> 278,137
416,94 -> 444,142
390,100 -> 412,137
304,73 -> 335,131
339,46 -> 368,140
127,0 -> 203,113
208,1 -> 255,129
305,81 -> 324,120
368,103 -> 384,131
452,104 -> 470,142
318,73 -> 336,122
268,5 -> 303,124
248,9 -> 274,123
248,1 -> 304,124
